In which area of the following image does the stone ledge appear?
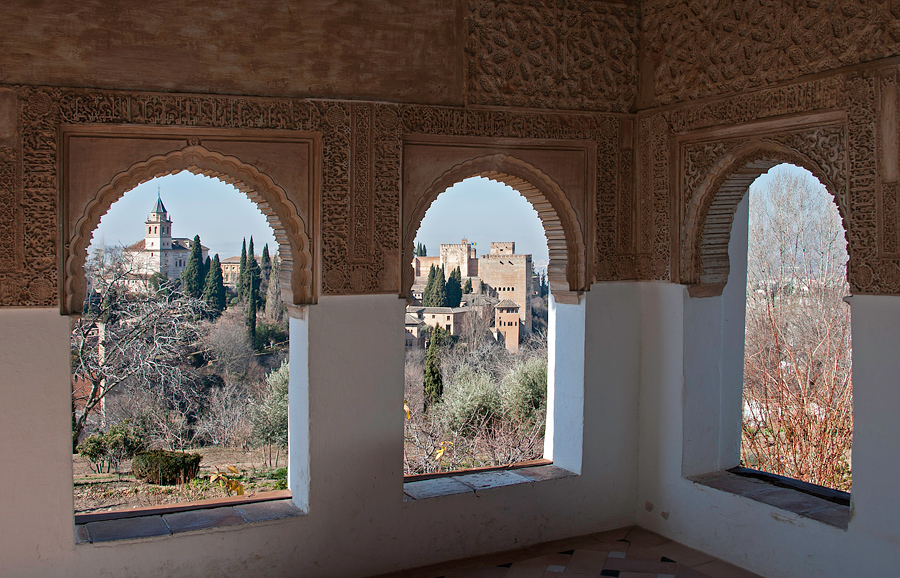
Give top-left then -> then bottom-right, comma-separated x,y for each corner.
690,470 -> 850,530
403,464 -> 575,502
75,498 -> 302,544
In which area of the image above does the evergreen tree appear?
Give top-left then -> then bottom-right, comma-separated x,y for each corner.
423,326 -> 445,411
446,266 -> 462,308
431,265 -> 447,307
246,237 -> 262,343
420,243 -> 426,257
238,238 -> 248,301
180,235 -> 204,298
248,281 -> 258,343
265,255 -> 284,322
202,254 -> 227,316
203,255 -> 211,286
261,244 -> 271,285
463,277 -> 473,294
422,265 -> 438,306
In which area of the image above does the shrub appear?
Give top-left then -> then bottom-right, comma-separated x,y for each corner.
77,421 -> 146,474
500,356 -> 548,422
441,366 -> 500,435
132,450 -> 202,485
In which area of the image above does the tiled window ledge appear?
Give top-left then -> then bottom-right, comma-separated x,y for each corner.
75,494 -> 302,544
690,469 -> 850,529
403,464 -> 575,501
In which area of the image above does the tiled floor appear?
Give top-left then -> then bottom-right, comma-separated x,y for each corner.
374,527 -> 764,578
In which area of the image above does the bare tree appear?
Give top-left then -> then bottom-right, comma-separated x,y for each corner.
742,166 -> 853,491
203,307 -> 255,377
71,257 -> 208,450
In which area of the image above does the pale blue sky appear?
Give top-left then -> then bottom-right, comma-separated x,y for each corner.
416,177 -> 549,270
90,173 -> 551,271
89,172 -> 277,260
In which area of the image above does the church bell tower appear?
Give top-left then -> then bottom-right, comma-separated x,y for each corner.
145,193 -> 172,251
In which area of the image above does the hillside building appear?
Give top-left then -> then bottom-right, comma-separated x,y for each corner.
412,239 -> 534,342
123,196 -> 208,282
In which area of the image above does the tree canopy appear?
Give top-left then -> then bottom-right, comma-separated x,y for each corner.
180,235 -> 204,298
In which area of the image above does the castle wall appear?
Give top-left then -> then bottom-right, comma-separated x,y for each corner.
478,254 -> 533,334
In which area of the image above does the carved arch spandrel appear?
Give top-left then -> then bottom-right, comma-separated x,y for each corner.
402,153 -> 587,304
64,145 -> 313,314
682,140 -> 848,297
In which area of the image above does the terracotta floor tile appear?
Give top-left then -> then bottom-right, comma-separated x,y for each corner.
565,549 -> 610,573
541,571 -> 598,578
692,560 -> 763,578
620,545 -> 663,561
445,567 -> 510,578
504,566 -> 548,578
618,573 -> 657,578
604,557 -> 677,574
511,554 -> 573,568
589,527 -> 633,542
675,566 -> 713,578
649,542 -> 716,567
580,540 -> 629,554
624,527 -> 671,548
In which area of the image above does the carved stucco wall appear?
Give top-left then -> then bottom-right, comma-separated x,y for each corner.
465,0 -> 640,112
0,86 -> 635,308
641,0 -> 900,107
658,64 -> 900,296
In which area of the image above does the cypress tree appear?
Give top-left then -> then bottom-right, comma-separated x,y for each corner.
246,238 -> 262,344
420,243 -> 426,257
431,265 -> 447,307
203,255 -> 211,286
422,265 -> 436,306
238,238 -> 248,301
463,277 -> 473,294
261,244 -> 271,284
202,254 -> 226,316
265,254 -> 284,322
248,282 -> 258,344
446,266 -> 462,308
423,326 -> 444,411
181,235 -> 204,298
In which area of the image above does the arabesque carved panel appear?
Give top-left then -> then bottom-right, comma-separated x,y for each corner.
643,0 -> 900,107
466,0 -> 639,112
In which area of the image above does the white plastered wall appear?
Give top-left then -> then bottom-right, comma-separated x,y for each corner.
0,291 -> 641,578
633,195 -> 900,577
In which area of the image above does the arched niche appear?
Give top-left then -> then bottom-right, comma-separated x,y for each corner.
683,140 -> 848,297
402,152 -> 587,304
61,135 -> 318,314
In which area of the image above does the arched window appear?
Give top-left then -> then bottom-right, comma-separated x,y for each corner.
73,172 -> 297,517
741,164 -> 852,492
404,176 -> 554,476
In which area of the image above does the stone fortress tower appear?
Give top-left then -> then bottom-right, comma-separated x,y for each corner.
479,242 -> 532,335
411,239 -> 535,348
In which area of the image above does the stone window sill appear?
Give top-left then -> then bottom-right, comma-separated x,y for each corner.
689,468 -> 850,529
75,491 -> 301,544
403,462 -> 576,501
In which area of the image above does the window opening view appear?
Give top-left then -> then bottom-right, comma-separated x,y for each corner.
404,177 -> 550,475
741,164 -> 853,492
72,172 -> 290,516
